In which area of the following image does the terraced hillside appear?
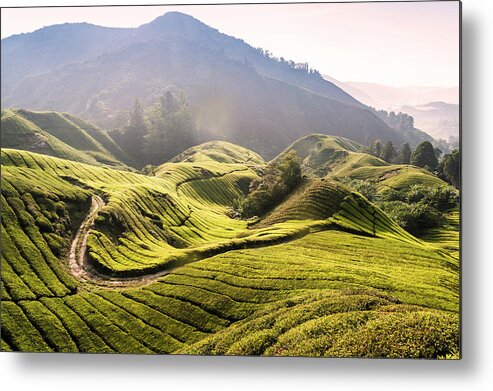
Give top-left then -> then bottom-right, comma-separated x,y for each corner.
168,140 -> 265,166
0,142 -> 459,357
280,134 -> 446,192
1,109 -> 130,168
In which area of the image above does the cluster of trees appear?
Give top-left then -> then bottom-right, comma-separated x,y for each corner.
340,178 -> 458,234
240,150 -> 302,218
438,149 -> 460,189
110,92 -> 198,167
366,140 -> 460,189
411,142 -> 460,189
366,140 -> 412,164
378,184 -> 458,234
374,109 -> 415,131
254,47 -> 322,77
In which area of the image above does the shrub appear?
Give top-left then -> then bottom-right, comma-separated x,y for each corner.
338,178 -> 378,201
242,189 -> 273,217
381,184 -> 458,212
240,151 -> 301,217
379,201 -> 441,234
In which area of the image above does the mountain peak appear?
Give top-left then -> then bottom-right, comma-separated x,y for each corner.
139,11 -> 211,33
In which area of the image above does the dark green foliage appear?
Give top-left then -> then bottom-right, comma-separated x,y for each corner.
411,141 -> 439,171
380,184 -> 458,212
369,139 -> 383,159
381,140 -> 397,163
380,184 -> 458,233
339,179 -> 458,234
440,149 -> 460,189
241,189 -> 273,217
117,98 -> 147,165
397,143 -> 412,164
368,139 -> 398,163
337,178 -> 378,201
379,201 -> 441,234
145,91 -> 198,165
242,150 -> 302,217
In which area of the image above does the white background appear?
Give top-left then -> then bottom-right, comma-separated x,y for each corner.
0,0 -> 491,390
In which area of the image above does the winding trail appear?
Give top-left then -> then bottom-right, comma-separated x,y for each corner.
67,168 -> 252,287
68,195 -> 104,279
67,193 -> 334,288
68,195 -> 173,287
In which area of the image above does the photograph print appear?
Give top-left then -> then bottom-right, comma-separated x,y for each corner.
0,1 -> 460,358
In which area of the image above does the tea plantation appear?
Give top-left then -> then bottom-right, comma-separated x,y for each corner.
0,137 -> 459,357
1,109 -> 130,168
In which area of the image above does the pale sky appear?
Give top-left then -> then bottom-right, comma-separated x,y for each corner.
0,1 -> 460,87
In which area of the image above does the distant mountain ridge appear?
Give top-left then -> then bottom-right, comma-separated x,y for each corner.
397,102 -> 459,142
324,75 -> 459,142
323,76 -> 459,108
2,12 -> 432,158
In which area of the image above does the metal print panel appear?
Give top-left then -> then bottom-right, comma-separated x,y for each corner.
0,1 -> 461,358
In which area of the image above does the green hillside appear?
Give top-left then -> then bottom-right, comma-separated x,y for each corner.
280,134 -> 448,192
1,109 -> 130,168
1,144 -> 459,357
169,140 -> 265,166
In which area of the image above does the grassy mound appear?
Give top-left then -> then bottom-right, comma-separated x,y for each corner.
169,140 -> 265,166
257,178 -> 349,227
1,109 -> 129,168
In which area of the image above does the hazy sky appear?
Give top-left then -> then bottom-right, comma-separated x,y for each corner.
1,1 -> 460,87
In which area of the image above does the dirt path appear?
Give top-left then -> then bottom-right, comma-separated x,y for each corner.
68,195 -> 104,280
67,193 -> 330,288
68,195 -> 176,287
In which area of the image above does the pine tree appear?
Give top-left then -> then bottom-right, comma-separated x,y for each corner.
381,141 -> 396,163
399,143 -> 412,164
123,98 -> 147,163
145,91 -> 198,165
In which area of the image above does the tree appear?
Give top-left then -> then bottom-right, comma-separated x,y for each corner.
145,91 -> 198,165
381,141 -> 397,163
241,150 -> 302,217
370,139 -> 383,158
440,149 -> 460,189
398,143 -> 412,164
123,98 -> 147,162
275,150 -> 302,192
411,141 -> 438,171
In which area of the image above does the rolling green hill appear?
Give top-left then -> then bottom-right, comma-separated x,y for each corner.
1,142 -> 459,357
279,134 -> 448,192
1,109 -> 130,168
168,140 -> 265,166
